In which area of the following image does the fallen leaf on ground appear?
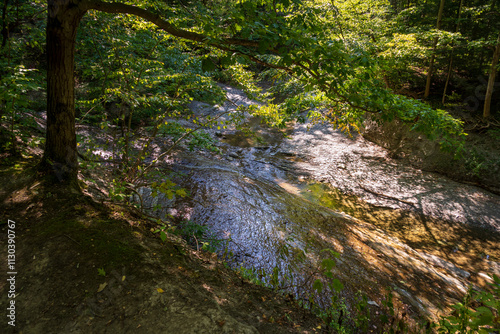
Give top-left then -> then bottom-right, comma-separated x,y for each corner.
97,282 -> 107,292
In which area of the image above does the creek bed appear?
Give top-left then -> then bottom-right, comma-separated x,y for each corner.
133,84 -> 500,322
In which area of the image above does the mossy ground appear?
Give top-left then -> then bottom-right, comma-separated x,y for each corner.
0,155 -> 326,333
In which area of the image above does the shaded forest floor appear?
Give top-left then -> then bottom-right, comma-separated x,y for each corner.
0,156 -> 326,334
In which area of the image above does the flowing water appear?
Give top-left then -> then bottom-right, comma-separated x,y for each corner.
135,85 -> 500,321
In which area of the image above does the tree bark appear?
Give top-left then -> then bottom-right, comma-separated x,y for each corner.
40,0 -> 86,184
424,0 -> 446,99
483,31 -> 500,118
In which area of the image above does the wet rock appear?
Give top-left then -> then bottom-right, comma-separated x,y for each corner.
139,156 -> 479,321
277,151 -> 296,157
141,84 -> 500,323
478,272 -> 495,282
419,252 -> 471,279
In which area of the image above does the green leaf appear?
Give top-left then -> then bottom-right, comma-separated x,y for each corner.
321,249 -> 340,258
313,279 -> 323,293
320,258 -> 336,271
258,40 -> 270,53
201,58 -> 216,72
331,278 -> 344,292
220,56 -> 233,67
471,307 -> 493,327
166,190 -> 174,200
281,0 -> 290,7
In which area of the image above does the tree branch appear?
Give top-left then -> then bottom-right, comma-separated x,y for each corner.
84,0 -> 261,49
81,1 -> 384,118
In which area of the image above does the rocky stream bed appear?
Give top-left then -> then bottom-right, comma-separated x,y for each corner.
98,84 -> 500,322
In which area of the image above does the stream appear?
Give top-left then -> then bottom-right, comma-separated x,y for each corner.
133,84 -> 500,321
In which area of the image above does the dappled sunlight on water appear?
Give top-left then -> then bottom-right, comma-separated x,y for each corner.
299,181 -> 500,284
133,157 -> 496,321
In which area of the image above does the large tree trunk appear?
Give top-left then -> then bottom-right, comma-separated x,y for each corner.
483,31 -> 500,118
40,0 -> 86,185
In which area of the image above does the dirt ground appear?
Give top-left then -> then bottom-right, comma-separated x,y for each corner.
0,158 -> 326,334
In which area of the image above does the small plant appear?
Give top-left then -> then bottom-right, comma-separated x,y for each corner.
310,249 -> 350,331
152,220 -> 173,242
97,268 -> 106,277
436,275 -> 500,333
0,64 -> 41,154
237,266 -> 267,286
487,128 -> 500,141
464,149 -> 486,178
316,300 -> 350,333
379,288 -> 411,333
380,288 -> 395,326
169,220 -> 224,253
270,266 -> 280,290
354,291 -> 371,332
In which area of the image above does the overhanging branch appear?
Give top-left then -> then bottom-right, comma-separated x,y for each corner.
81,0 -> 378,115
83,0 -> 262,48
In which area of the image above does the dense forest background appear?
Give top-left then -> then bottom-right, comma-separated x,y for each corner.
1,0 -> 499,190
1,0 -> 500,332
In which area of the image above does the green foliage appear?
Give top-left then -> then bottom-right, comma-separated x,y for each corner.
171,220 -> 222,252
374,278 -> 500,333
463,149 -> 487,177
0,0 -> 46,156
152,220 -> 172,243
151,218 -> 224,252
160,122 -> 220,153
0,63 -> 42,153
150,180 -> 187,201
380,288 -> 395,324
354,291 -> 371,332
4,2 -> 498,331
437,276 -> 500,333
97,268 -> 106,277
109,179 -> 132,202
0,0 -> 46,57
309,249 -> 352,331
72,10 -> 247,218
487,128 -> 500,141
75,11 -> 227,128
388,95 -> 466,152
237,266 -> 268,287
